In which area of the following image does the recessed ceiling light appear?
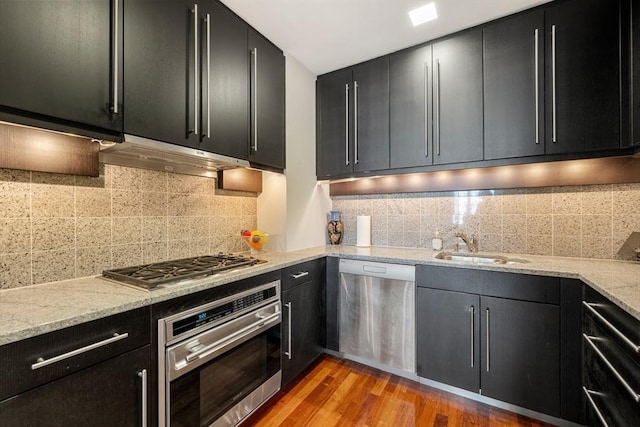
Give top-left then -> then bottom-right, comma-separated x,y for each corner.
409,3 -> 438,27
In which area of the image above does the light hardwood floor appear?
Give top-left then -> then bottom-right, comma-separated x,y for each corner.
247,355 -> 556,427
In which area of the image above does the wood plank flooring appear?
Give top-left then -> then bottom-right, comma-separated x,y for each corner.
246,355 -> 556,427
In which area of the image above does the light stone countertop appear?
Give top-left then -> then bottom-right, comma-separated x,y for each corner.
1,245 -> 639,346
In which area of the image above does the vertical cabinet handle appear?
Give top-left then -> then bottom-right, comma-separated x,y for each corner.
470,306 -> 474,368
551,24 -> 557,143
192,4 -> 199,136
435,58 -> 441,156
583,387 -> 610,427
424,63 -> 429,157
284,302 -> 292,360
486,308 -> 490,372
206,13 -> 211,138
534,28 -> 539,144
354,81 -> 359,165
112,0 -> 119,114
345,83 -> 350,166
138,369 -> 148,427
252,48 -> 258,152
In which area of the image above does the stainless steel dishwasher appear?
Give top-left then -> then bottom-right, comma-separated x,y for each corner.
339,259 -> 416,373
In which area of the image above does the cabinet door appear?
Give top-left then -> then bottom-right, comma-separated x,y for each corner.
432,29 -> 484,165
316,69 -> 353,178
199,0 -> 249,160
281,279 -> 324,387
0,346 -> 150,427
353,58 -> 390,172
481,297 -> 560,416
484,10 -> 544,160
633,0 -> 640,147
416,288 -> 480,393
124,0 -> 199,148
248,29 -> 285,170
389,45 -> 433,169
0,0 -> 120,132
545,0 -> 620,154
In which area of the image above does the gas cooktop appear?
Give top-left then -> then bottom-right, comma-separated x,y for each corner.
102,254 -> 265,289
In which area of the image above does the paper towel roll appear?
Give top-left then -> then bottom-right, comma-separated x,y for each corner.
356,215 -> 371,247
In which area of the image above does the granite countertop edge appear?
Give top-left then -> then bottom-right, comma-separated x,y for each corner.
1,245 -> 639,346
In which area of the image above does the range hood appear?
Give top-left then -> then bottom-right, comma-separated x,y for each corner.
99,134 -> 250,178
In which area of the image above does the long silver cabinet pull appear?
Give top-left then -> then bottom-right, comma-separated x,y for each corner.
206,13 -> 211,138
583,302 -> 640,354
486,308 -> 490,372
583,334 -> 640,403
583,387 -> 609,427
424,63 -> 429,157
551,24 -> 557,143
345,83 -> 350,166
354,81 -> 359,165
31,332 -> 129,370
138,369 -> 148,427
185,311 -> 280,363
284,302 -> 292,360
290,271 -> 309,279
112,0 -> 119,114
470,306 -> 474,368
534,28 -> 539,144
252,48 -> 258,151
435,58 -> 441,156
192,4 -> 199,136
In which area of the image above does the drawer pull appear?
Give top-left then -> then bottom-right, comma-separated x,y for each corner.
583,301 -> 640,354
290,271 -> 309,279
31,332 -> 129,370
583,334 -> 640,403
583,387 -> 609,427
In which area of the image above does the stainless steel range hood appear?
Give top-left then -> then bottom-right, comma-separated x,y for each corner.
99,134 -> 250,178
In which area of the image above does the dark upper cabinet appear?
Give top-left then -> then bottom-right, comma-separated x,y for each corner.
432,29 -> 484,165
199,1 -> 249,160
633,0 -> 640,147
389,45 -> 433,169
353,58 -> 390,173
124,0 -> 199,148
545,0 -> 621,154
416,288 -> 480,392
316,69 -> 353,178
0,0 -> 122,134
316,58 -> 389,178
248,29 -> 285,170
483,10 -> 545,160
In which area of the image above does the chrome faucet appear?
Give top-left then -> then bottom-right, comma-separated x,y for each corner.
455,231 -> 478,253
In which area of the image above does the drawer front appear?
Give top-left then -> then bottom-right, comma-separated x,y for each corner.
0,306 -> 150,400
281,258 -> 325,291
583,315 -> 640,426
583,373 -> 635,427
416,265 -> 560,304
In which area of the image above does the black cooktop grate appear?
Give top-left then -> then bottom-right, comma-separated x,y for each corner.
102,254 -> 263,289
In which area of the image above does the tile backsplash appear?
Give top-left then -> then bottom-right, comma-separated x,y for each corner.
332,184 -> 640,259
0,164 -> 257,289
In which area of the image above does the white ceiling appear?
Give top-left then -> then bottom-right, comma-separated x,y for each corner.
221,0 -> 552,75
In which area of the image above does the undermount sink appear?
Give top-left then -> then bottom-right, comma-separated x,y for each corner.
434,252 -> 529,265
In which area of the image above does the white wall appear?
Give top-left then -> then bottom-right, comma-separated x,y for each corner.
257,54 -> 331,252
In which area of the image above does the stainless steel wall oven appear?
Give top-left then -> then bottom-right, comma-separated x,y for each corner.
157,280 -> 281,427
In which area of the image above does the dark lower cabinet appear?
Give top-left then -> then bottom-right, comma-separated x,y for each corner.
483,9 -> 545,160
0,345 -> 150,427
432,29 -> 483,165
545,0 -> 621,154
0,0 -> 121,135
248,29 -> 285,170
281,259 -> 326,387
480,296 -> 560,415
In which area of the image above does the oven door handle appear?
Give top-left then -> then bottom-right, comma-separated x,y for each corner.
183,311 -> 280,364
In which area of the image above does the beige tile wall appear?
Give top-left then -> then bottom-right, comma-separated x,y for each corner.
332,184 -> 640,259
0,164 -> 257,289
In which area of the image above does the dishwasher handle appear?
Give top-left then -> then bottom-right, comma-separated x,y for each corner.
339,259 -> 415,282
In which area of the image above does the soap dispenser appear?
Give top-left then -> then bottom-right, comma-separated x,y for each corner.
432,229 -> 443,251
